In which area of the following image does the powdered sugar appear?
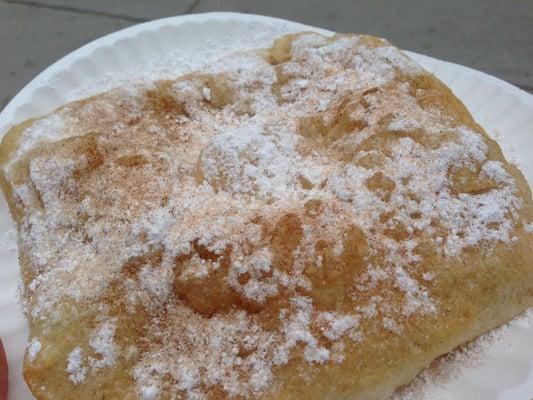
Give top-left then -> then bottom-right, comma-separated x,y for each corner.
27,338 -> 41,362
279,296 -> 331,365
318,312 -> 359,341
89,318 -> 118,369
383,316 -> 403,334
67,347 -> 87,384
3,31 -> 530,399
65,318 -> 117,383
198,123 -> 300,198
394,266 -> 436,316
140,384 -> 160,400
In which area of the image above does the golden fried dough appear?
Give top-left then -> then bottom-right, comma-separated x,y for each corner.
1,32 -> 532,400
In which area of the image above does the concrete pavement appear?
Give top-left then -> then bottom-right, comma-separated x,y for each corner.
1,0 -> 532,109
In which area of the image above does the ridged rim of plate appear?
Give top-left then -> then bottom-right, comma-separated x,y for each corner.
0,12 -> 532,400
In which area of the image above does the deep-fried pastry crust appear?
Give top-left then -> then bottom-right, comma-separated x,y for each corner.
1,33 -> 532,400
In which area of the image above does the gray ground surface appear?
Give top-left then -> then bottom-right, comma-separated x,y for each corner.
1,0 -> 532,109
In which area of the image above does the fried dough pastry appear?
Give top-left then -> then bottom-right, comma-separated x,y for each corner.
1,32 -> 532,400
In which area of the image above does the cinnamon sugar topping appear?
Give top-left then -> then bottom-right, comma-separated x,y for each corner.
3,33 -> 525,399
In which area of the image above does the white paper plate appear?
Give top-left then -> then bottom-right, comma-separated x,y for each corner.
0,12 -> 532,400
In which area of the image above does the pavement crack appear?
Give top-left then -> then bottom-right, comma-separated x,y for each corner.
184,0 -> 202,14
1,0 -> 148,22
